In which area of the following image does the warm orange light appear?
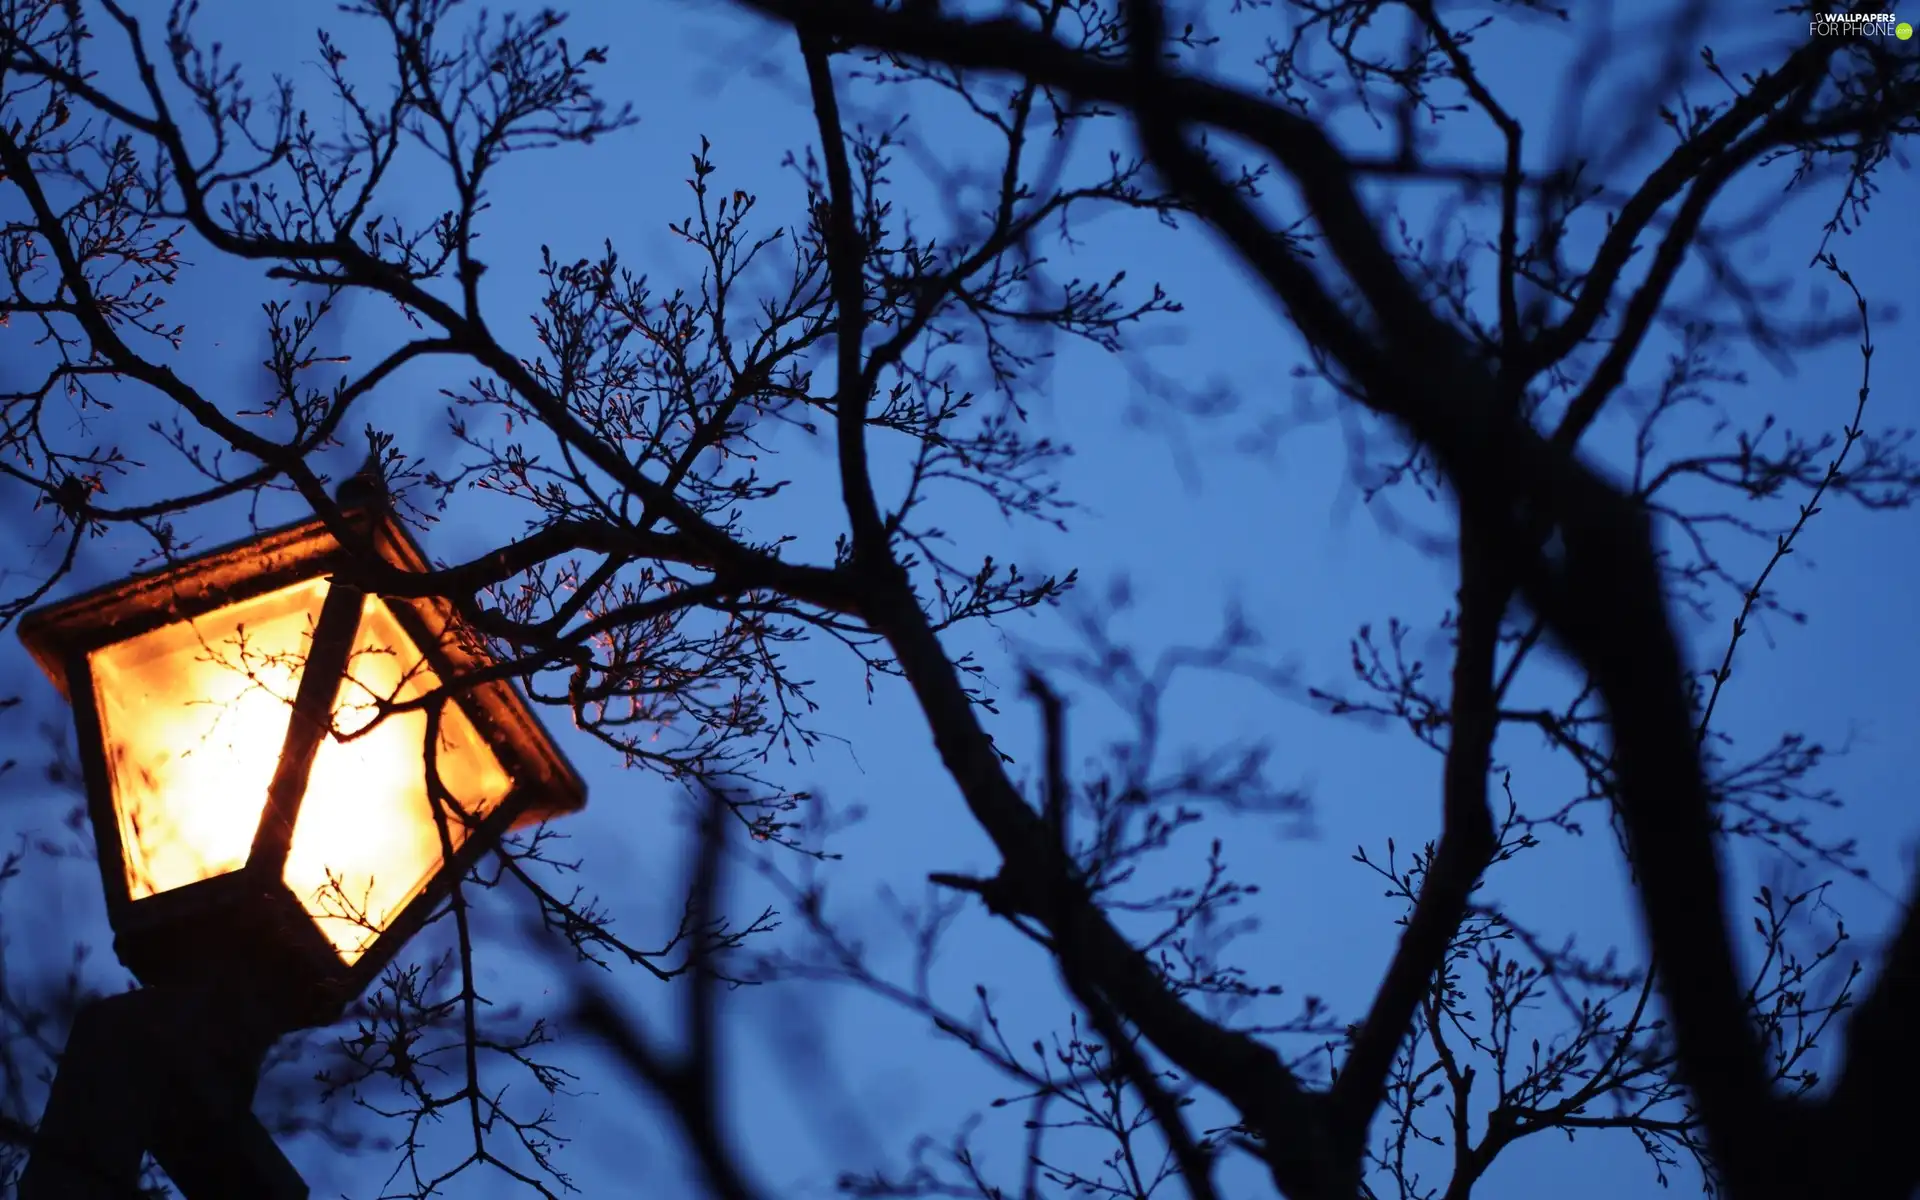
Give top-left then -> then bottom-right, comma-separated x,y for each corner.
90,579 -> 329,900
289,597 -> 511,962
88,584 -> 512,964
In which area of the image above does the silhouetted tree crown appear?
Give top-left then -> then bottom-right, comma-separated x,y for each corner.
1,2 -> 1915,1199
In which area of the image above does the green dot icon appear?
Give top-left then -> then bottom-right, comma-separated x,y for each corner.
1900,21 -> 1915,39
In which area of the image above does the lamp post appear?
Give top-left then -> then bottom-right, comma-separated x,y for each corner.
13,497 -> 586,1197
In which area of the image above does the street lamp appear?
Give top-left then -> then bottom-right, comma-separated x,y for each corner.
14,497 -> 586,1197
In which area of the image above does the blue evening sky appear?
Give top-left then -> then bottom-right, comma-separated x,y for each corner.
1,2 -> 1914,1198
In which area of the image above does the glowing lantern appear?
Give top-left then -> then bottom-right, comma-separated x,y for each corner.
18,504 -> 585,1029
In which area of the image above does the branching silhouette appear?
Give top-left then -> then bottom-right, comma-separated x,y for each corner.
1,1 -> 1916,1198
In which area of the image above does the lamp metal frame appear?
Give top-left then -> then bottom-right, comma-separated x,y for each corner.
17,505 -> 586,1030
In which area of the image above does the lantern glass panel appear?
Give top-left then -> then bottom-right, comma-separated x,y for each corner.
286,596 -> 513,963
89,578 -> 333,900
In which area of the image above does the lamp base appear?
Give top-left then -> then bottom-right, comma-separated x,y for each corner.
18,986 -> 307,1200
114,868 -> 352,1030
